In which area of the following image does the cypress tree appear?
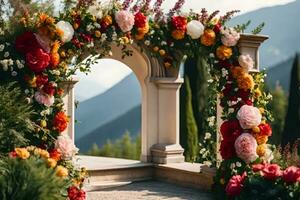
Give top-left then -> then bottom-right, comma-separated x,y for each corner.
183,76 -> 199,162
282,53 -> 300,146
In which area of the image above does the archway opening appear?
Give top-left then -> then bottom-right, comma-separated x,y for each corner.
75,58 -> 142,160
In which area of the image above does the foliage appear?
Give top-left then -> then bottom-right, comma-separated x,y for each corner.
272,139 -> 300,168
0,82 -> 34,153
87,131 -> 141,160
0,155 -> 69,200
282,53 -> 300,146
268,84 -> 287,144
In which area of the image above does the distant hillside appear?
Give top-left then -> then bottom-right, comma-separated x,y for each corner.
76,105 -> 141,152
75,73 -> 141,140
230,0 -> 300,68
266,56 -> 294,91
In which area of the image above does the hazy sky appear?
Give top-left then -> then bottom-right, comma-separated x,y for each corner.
76,0 -> 294,101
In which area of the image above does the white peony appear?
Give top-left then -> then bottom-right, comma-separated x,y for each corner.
88,4 -> 103,19
238,54 -> 254,72
56,21 -> 74,43
221,27 -> 240,47
186,20 -> 204,39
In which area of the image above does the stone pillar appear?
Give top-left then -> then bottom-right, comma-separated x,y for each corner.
60,77 -> 79,142
150,77 -> 185,164
216,34 -> 268,165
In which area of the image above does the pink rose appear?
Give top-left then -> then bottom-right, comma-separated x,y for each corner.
238,54 -> 254,72
252,163 -> 266,172
261,164 -> 282,181
34,91 -> 54,107
235,133 -> 258,164
237,105 -> 262,129
55,135 -> 79,159
225,172 -> 247,197
282,166 -> 300,183
26,48 -> 50,73
115,10 -> 135,32
221,27 -> 240,47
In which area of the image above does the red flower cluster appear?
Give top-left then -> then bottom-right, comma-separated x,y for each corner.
43,82 -> 56,96
36,74 -> 49,87
53,111 -> 69,133
68,186 -> 86,200
252,163 -> 282,181
225,172 -> 247,196
220,120 -> 242,159
171,16 -> 187,31
134,12 -> 147,28
282,166 -> 300,183
15,32 -> 50,73
258,123 -> 272,136
49,149 -> 61,161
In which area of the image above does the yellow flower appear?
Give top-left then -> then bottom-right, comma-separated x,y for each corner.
216,45 -> 232,60
56,166 -> 69,177
103,15 -> 113,26
259,108 -> 265,114
237,73 -> 254,91
121,36 -> 130,44
95,30 -> 101,38
231,66 -> 246,79
73,23 -> 79,30
254,134 -> 268,145
159,49 -> 166,56
153,46 -> 159,52
40,120 -> 47,128
200,29 -> 216,46
15,148 -> 30,159
220,178 -> 225,185
254,89 -> 262,98
52,41 -> 61,54
35,148 -> 49,159
47,158 -> 57,168
252,126 -> 260,134
257,144 -> 267,157
171,30 -> 185,40
28,76 -> 37,88
55,28 -> 64,38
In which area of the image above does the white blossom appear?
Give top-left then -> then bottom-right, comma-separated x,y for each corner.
228,108 -> 235,114
0,44 -> 4,52
88,3 -> 103,19
221,68 -> 228,77
144,40 -> 150,46
0,59 -> 8,71
11,71 -> 17,76
186,20 -> 204,39
56,21 -> 74,43
204,132 -> 211,140
86,24 -> 94,32
16,60 -> 24,69
236,162 -> 242,167
4,52 -> 9,58
101,33 -> 107,42
40,109 -> 51,116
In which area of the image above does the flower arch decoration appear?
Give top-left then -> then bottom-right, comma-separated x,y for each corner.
0,0 -> 277,199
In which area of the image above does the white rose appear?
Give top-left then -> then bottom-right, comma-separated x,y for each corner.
238,54 -> 254,72
56,21 -> 74,43
88,4 -> 103,19
186,20 -> 204,39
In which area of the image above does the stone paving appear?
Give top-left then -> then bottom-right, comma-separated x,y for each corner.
87,181 -> 213,200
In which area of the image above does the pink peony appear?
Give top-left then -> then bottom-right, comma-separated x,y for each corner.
55,135 -> 78,159
225,172 -> 247,197
221,27 -> 240,47
115,10 -> 135,32
282,166 -> 300,183
238,54 -> 254,72
34,91 -> 54,107
237,105 -> 262,129
261,164 -> 282,181
234,133 -> 258,164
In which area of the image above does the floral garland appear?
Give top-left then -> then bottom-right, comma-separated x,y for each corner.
1,0 -> 298,199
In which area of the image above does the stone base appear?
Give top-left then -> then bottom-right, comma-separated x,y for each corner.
151,144 -> 185,164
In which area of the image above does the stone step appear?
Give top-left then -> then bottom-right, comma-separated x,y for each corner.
85,181 -> 132,191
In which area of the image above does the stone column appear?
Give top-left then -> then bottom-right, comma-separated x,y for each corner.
60,77 -> 79,142
150,77 -> 185,164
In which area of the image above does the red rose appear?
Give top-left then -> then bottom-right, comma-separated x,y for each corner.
258,123 -> 272,136
244,99 -> 253,106
219,60 -> 232,69
26,48 -> 50,73
213,22 -> 222,33
220,139 -> 236,160
222,83 -> 232,96
43,82 -> 56,96
36,74 -> 49,87
282,166 -> 300,183
237,89 -> 250,101
171,16 -> 187,31
80,33 -> 93,43
15,31 -> 42,54
225,172 -> 247,197
220,120 -> 242,140
68,186 -> 86,200
71,37 -> 83,48
252,163 -> 266,172
134,12 -> 147,28
49,149 -> 61,161
261,164 -> 282,181
9,151 -> 17,158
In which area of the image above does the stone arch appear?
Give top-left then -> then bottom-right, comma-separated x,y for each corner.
63,43 -> 185,163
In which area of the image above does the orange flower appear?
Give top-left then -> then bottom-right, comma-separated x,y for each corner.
52,41 -> 61,53
102,15 -> 113,26
137,23 -> 149,35
56,165 -> 68,177
237,73 -> 254,91
55,28 -> 64,38
216,45 -> 232,60
135,33 -> 145,40
95,30 -> 101,38
57,88 -> 64,96
254,134 -> 268,145
53,111 -> 69,133
257,144 -> 267,157
39,13 -> 49,24
200,29 -> 216,46
51,53 -> 60,68
172,30 -> 185,40
15,148 -> 30,159
231,66 -> 246,79
47,158 -> 57,168
49,149 -> 61,161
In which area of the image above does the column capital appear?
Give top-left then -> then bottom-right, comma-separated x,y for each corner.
151,77 -> 184,89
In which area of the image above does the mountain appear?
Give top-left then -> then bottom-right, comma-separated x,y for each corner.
75,73 -> 141,141
229,0 -> 300,68
76,105 -> 141,152
266,56 -> 294,91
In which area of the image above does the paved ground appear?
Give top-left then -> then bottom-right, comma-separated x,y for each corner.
87,181 -> 213,200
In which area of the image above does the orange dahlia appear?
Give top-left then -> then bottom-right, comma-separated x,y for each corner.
172,30 -> 185,40
53,111 -> 69,133
216,45 -> 232,60
231,66 -> 246,79
237,73 -> 254,91
200,29 -> 216,46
